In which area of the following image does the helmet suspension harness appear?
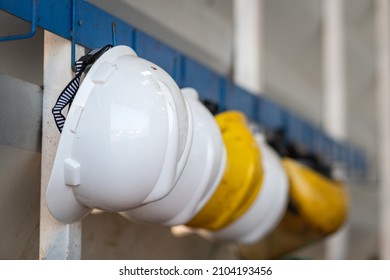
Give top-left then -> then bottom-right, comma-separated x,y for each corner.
52,45 -> 112,132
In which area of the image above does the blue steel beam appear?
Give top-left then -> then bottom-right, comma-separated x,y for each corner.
0,0 -> 367,174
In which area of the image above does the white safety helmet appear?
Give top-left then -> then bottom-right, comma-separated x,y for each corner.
121,88 -> 227,225
46,46 -> 193,224
173,133 -> 289,244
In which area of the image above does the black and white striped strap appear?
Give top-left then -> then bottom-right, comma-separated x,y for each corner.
52,45 -> 113,132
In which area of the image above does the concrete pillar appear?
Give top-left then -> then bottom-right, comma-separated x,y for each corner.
233,0 -> 264,94
322,0 -> 349,260
376,0 -> 390,260
40,32 -> 82,259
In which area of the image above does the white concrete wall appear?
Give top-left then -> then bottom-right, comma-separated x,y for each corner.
88,0 -> 233,75
0,11 -> 43,85
0,74 -> 41,259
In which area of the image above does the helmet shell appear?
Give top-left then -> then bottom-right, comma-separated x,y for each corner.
122,88 -> 226,226
46,46 -> 193,223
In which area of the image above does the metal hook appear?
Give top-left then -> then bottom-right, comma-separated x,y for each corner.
112,21 -> 117,46
71,7 -> 117,71
0,0 -> 37,42
71,0 -> 77,71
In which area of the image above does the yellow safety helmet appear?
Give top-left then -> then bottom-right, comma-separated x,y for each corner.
186,111 -> 264,230
282,158 -> 348,233
239,157 -> 349,259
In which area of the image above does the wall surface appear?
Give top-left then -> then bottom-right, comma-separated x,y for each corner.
0,11 -> 43,85
89,0 -> 233,76
0,74 -> 42,259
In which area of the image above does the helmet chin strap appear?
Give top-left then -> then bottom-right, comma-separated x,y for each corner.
52,44 -> 113,133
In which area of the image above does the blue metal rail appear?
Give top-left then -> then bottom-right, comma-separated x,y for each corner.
0,0 -> 367,174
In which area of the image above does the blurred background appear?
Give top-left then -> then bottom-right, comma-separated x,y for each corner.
0,0 -> 385,259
